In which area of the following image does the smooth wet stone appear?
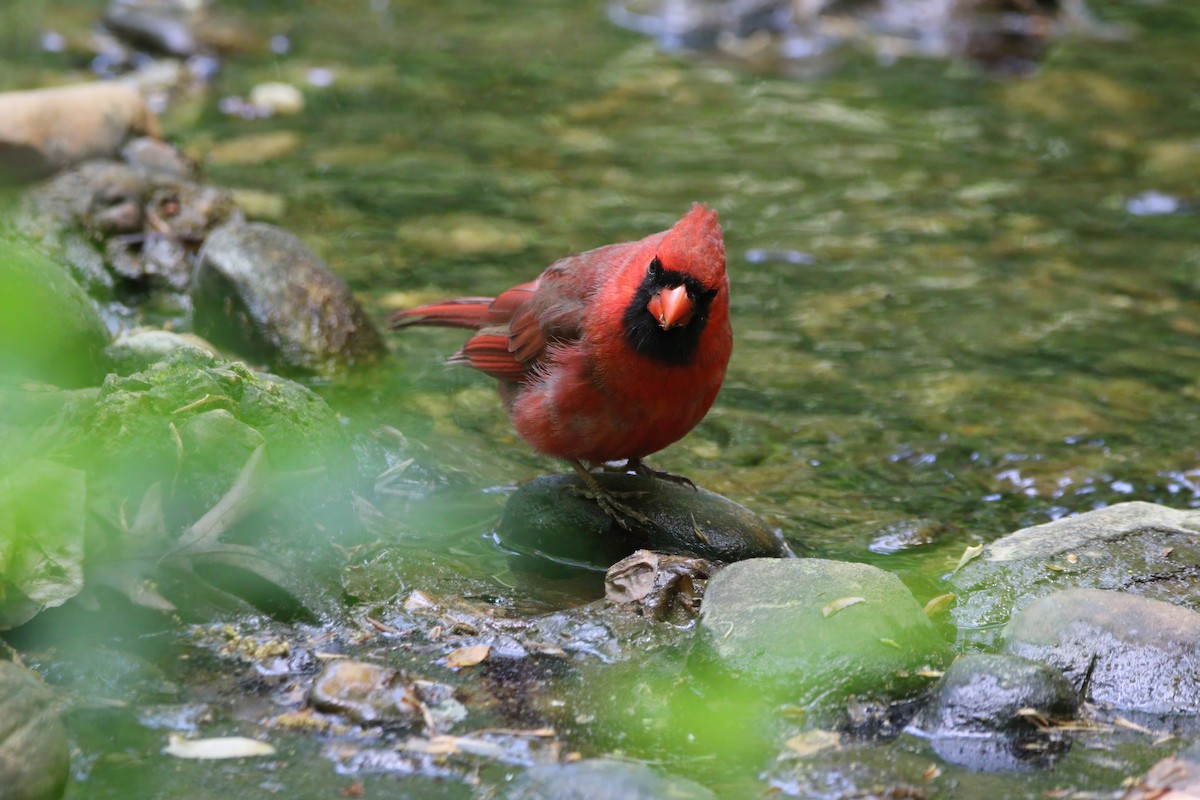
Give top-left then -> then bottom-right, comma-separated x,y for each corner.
0,240 -> 110,387
499,473 -> 789,570
911,654 -> 1077,737
103,2 -> 200,56
1004,588 -> 1200,715
503,759 -> 716,800
194,222 -> 385,373
693,558 -> 950,705
0,661 -> 69,800
0,83 -> 160,181
950,502 -> 1200,647
120,136 -> 196,181
309,661 -> 423,727
106,328 -> 220,374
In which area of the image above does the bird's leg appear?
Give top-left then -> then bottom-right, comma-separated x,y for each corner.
566,459 -> 654,531
614,457 -> 698,491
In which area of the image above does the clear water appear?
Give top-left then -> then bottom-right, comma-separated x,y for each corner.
3,0 -> 1200,796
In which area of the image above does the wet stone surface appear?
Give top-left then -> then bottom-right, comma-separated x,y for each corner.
502,758 -> 717,800
194,222 -> 385,374
1004,588 -> 1200,716
0,660 -> 69,800
950,502 -> 1200,648
499,472 -> 790,571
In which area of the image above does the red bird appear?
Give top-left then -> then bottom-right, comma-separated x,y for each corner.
390,204 -> 731,521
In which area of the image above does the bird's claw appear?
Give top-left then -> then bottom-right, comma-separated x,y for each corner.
606,459 -> 698,491
564,484 -> 653,531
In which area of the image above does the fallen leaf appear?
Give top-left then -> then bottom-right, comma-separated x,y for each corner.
923,593 -> 956,617
952,543 -> 985,573
784,729 -> 841,757
821,596 -> 866,618
164,734 -> 275,760
446,644 -> 490,668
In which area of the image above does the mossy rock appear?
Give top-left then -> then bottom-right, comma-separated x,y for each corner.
0,238 -> 109,388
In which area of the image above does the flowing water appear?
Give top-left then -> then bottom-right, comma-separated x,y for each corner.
4,0 -> 1200,797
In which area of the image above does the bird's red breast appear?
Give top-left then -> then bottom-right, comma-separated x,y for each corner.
391,204 -> 732,464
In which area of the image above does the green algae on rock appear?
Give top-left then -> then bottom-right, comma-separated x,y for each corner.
0,239 -> 110,388
693,558 -> 951,707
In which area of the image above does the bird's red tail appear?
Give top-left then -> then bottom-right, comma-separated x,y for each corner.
388,297 -> 495,330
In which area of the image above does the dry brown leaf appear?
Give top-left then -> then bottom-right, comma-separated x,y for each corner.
923,592 -> 956,617
446,644 -> 490,668
784,729 -> 841,757
164,734 -> 275,760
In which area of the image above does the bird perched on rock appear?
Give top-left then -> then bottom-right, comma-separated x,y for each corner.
390,204 -> 731,524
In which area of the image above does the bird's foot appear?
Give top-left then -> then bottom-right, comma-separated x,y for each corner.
564,483 -> 653,531
567,459 -> 655,531
606,458 -> 698,491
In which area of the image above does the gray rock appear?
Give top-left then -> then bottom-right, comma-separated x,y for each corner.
1004,588 -> 1200,715
194,222 -> 385,373
950,502 -> 1200,647
499,472 -> 790,570
912,654 -> 1077,736
0,661 -> 68,800
103,3 -> 199,56
0,239 -> 110,387
106,328 -> 219,374
120,136 -> 196,181
503,759 -> 715,800
694,558 -> 950,705
309,661 -> 423,727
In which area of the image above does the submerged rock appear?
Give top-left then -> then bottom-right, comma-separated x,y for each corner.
693,558 -> 950,707
912,654 -> 1077,736
503,759 -> 716,800
0,82 -> 161,182
907,653 -> 1077,771
950,502 -> 1200,647
0,661 -> 68,800
499,472 -> 789,570
1004,588 -> 1200,715
309,661 -> 423,728
194,222 -> 385,373
0,240 -> 110,387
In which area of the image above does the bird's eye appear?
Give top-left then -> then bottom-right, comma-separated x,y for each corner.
648,257 -> 663,279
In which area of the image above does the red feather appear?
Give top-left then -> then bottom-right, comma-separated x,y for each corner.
390,204 -> 731,464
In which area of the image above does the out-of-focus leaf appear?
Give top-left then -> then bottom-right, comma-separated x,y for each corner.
172,444 -> 266,554
164,734 -> 275,759
0,460 -> 87,629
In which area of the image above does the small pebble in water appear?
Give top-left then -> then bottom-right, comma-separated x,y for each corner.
744,248 -> 815,265
40,31 -> 66,52
306,67 -> 335,87
1126,190 -> 1188,217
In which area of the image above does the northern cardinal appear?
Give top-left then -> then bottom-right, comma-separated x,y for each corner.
390,204 -> 731,523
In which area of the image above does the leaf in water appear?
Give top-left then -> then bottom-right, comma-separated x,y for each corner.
164,734 -> 276,759
172,445 -> 266,555
785,729 -> 841,757
821,596 -> 866,618
0,460 -> 87,629
604,550 -> 659,604
923,592 -> 956,617
952,543 -> 985,573
446,644 -> 490,669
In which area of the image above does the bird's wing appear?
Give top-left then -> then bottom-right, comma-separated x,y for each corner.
453,243 -> 627,382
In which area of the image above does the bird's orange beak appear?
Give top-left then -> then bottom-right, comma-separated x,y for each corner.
647,284 -> 694,330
